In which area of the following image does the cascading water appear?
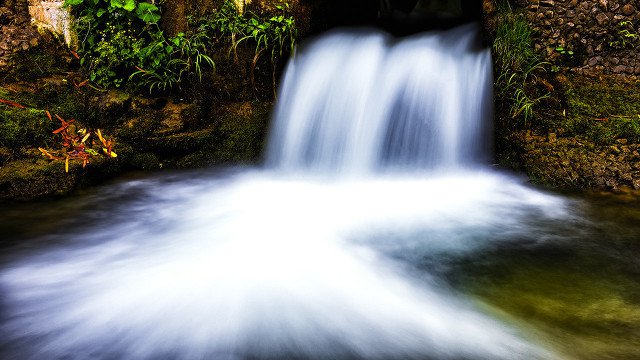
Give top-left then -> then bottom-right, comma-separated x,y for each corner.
267,25 -> 493,172
1,25 -> 568,359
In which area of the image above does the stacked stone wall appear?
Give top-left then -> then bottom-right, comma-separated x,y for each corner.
0,1 -> 40,69
522,0 -> 640,75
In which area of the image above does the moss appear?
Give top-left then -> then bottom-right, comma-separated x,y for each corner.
209,101 -> 271,164
147,128 -> 217,156
0,108 -> 55,148
116,109 -> 163,141
563,76 -> 640,145
3,45 -> 72,83
0,158 -> 78,200
128,152 -> 161,170
0,151 -> 128,202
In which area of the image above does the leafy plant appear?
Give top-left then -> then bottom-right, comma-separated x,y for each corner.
65,0 -> 214,92
235,3 -> 297,64
608,20 -> 639,49
130,31 -> 215,93
38,111 -> 117,173
554,46 -> 574,57
195,0 -> 297,94
492,2 -> 549,123
65,0 -> 161,49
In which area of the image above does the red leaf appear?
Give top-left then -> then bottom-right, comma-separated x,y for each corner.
0,98 -> 26,108
53,125 -> 68,134
74,79 -> 89,88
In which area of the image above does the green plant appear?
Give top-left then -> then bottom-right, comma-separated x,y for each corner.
65,0 -> 214,92
554,46 -> 574,57
235,3 -> 297,63
608,20 -> 639,49
130,31 -> 215,93
239,3 -> 297,93
197,0 -> 297,94
492,2 -> 549,123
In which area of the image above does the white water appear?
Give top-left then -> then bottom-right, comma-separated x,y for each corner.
1,25 -> 566,359
267,25 -> 492,172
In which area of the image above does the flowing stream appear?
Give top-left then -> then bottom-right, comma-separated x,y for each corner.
1,25 -> 639,360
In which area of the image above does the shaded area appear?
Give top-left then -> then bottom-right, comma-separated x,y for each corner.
301,0 -> 484,36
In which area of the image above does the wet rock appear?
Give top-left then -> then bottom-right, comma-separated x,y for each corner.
613,65 -> 626,73
621,4 -> 635,16
157,100 -> 201,135
595,12 -> 609,25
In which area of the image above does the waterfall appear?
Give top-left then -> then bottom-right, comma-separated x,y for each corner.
0,25 -> 566,360
267,24 -> 493,173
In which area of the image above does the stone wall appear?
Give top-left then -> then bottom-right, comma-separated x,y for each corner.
28,0 -> 75,47
522,0 -> 640,75
0,0 -> 40,68
0,0 -> 73,70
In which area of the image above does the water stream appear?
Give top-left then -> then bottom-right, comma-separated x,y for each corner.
1,25 -> 639,359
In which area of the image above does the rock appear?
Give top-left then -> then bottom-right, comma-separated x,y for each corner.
92,90 -> 132,120
613,65 -> 626,73
158,100 -> 192,135
596,12 -> 609,25
621,4 -> 635,16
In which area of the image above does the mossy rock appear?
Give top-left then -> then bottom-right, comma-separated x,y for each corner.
0,152 -> 128,202
0,107 -> 55,149
0,158 -> 78,200
3,43 -> 74,83
561,75 -> 640,145
208,101 -> 272,164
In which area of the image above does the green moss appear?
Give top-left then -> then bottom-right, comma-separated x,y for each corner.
210,101 -> 271,164
129,152 -> 161,170
0,158 -> 78,200
3,46 -> 71,83
563,77 -> 640,144
0,108 -> 55,148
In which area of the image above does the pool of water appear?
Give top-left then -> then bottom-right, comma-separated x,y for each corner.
1,169 -> 638,359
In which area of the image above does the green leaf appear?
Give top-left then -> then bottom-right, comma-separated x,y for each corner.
64,0 -> 85,6
125,0 -> 136,11
136,2 -> 161,23
111,0 -> 135,11
96,8 -> 106,17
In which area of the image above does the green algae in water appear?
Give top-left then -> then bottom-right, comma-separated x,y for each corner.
453,197 -> 640,359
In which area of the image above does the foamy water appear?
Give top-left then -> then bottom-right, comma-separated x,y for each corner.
1,24 -> 566,359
